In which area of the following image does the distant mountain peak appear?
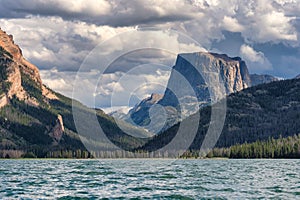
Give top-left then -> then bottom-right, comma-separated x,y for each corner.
148,93 -> 164,104
250,74 -> 279,86
128,93 -> 163,117
295,74 -> 300,79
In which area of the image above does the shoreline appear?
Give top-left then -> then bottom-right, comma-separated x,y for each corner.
2,157 -> 300,160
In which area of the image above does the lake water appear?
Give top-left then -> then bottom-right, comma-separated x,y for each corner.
0,159 -> 299,199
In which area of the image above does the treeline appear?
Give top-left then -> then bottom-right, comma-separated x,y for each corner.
0,149 -> 93,159
2,133 -> 300,158
1,149 -> 182,159
228,134 -> 300,158
182,134 -> 300,159
46,149 -> 92,158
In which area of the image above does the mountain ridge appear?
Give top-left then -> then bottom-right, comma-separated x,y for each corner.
0,28 -> 148,158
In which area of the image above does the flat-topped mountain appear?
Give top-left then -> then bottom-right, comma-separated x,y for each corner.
159,52 -> 251,106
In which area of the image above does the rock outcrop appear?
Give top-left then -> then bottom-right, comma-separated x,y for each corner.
0,29 -> 41,83
0,28 -> 57,108
49,114 -> 65,143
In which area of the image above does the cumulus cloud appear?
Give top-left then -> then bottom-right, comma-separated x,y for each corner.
95,64 -> 171,108
0,17 -> 135,71
40,65 -> 171,108
240,44 -> 273,72
243,10 -> 297,42
1,0 -> 298,45
41,69 -> 105,107
179,0 -> 298,46
222,16 -> 244,32
40,69 -> 77,97
0,0 -> 111,19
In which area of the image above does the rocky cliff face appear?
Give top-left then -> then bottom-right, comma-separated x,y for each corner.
159,52 -> 251,108
0,28 -> 57,108
49,114 -> 65,144
250,74 -> 279,86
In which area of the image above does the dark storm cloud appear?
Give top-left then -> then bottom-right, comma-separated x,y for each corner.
0,0 -> 195,27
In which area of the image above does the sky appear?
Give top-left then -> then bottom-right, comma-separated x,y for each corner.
0,0 -> 300,111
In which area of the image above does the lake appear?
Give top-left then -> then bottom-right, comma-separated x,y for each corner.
0,159 -> 299,199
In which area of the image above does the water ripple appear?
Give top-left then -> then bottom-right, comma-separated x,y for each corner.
0,159 -> 299,199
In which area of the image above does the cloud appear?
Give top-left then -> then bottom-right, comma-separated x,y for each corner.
0,0 -> 196,27
240,44 -> 272,72
244,10 -> 297,42
40,69 -> 76,97
40,66 -> 171,108
181,0 -> 298,46
222,16 -> 244,32
0,0 -> 111,19
1,17 -> 207,73
0,0 -> 298,46
0,17 -> 135,71
95,65 -> 171,107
